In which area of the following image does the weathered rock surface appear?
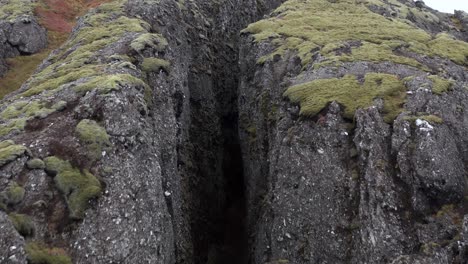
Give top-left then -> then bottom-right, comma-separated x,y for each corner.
0,211 -> 27,264
0,1 -> 47,76
239,0 -> 468,263
0,0 -> 466,263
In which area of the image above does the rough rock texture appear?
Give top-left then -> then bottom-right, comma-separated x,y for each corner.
239,0 -> 468,263
0,1 -> 47,76
0,0 -> 466,263
0,211 -> 27,263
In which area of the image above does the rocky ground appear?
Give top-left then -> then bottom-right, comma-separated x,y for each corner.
0,0 -> 467,263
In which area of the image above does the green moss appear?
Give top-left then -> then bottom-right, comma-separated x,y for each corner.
2,117 -> 27,134
75,119 -> 110,160
0,118 -> 27,137
284,73 -> 406,122
27,158 -> 46,170
1,182 -> 25,205
243,0 -> 468,67
0,100 -> 58,120
9,213 -> 34,236
0,140 -> 27,167
18,0 -> 151,99
73,74 -> 149,95
0,0 -> 35,21
141,58 -> 171,72
130,33 -> 168,53
428,75 -> 455,95
44,156 -> 101,219
21,68 -> 98,97
25,242 -> 72,264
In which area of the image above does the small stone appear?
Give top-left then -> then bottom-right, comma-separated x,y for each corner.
164,191 -> 171,197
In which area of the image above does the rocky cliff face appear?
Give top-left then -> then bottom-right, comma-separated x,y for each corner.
0,0 -> 467,263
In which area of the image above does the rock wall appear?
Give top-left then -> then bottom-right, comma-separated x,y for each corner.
238,0 -> 468,263
0,0 -> 467,263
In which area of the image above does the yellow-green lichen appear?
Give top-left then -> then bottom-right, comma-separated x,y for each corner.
0,140 -> 27,167
44,156 -> 102,219
243,0 -> 468,68
25,242 -> 72,264
428,75 -> 455,95
283,73 -> 406,122
9,213 -> 34,236
141,58 -> 171,72
1,182 -> 25,206
75,119 -> 110,161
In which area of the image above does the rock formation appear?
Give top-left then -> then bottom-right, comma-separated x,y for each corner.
0,0 -> 467,263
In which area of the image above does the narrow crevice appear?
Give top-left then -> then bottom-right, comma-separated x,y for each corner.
182,2 -> 284,263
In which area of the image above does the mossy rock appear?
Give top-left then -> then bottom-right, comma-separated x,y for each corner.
75,119 -> 110,161
243,0 -> 468,68
428,75 -> 454,95
0,140 -> 28,167
9,213 -> 34,237
17,0 -> 151,99
73,74 -> 149,95
27,158 -> 46,170
284,73 -> 406,122
0,118 -> 27,137
1,182 -> 25,206
25,242 -> 72,264
130,33 -> 168,53
44,157 -> 102,219
141,58 -> 171,73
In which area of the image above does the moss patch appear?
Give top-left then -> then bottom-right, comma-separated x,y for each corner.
141,58 -> 170,73
0,140 -> 27,167
9,213 -> 34,236
1,182 -> 25,206
44,156 -> 102,219
25,242 -> 72,264
74,74 -> 149,95
243,0 -> 468,67
284,73 -> 406,122
428,75 -> 454,95
0,118 -> 27,137
75,119 -> 110,160
17,0 -> 152,99
27,158 -> 46,169
130,33 -> 168,53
